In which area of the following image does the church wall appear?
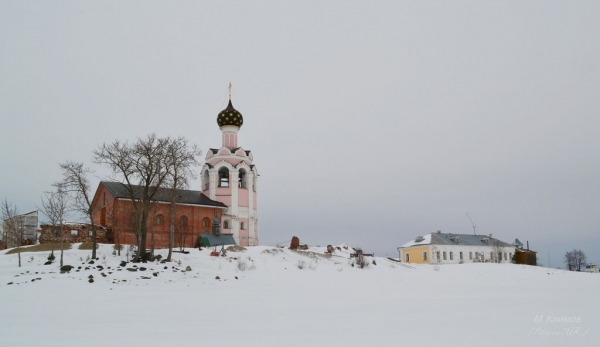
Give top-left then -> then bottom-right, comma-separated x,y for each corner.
238,188 -> 249,207
92,184 -> 116,228
91,184 -> 224,249
238,225 -> 249,247
215,192 -> 232,206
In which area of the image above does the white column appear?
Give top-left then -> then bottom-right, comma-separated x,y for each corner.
230,170 -> 239,244
208,169 -> 217,200
253,172 -> 259,245
248,170 -> 254,246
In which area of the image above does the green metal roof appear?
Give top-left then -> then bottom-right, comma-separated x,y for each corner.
200,234 -> 236,247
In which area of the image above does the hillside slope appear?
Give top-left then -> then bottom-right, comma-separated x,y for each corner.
1,244 -> 598,347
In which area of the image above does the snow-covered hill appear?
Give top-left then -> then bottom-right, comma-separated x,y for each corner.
1,243 -> 598,347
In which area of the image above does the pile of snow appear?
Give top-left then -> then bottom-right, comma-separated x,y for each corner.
1,243 -> 598,346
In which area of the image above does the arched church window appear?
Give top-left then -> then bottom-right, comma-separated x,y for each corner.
240,222 -> 245,230
202,218 -> 210,228
156,215 -> 164,225
223,220 -> 229,229
180,216 -> 188,227
218,167 -> 229,187
238,169 -> 247,188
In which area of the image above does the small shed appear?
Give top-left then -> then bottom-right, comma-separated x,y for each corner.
514,249 -> 537,266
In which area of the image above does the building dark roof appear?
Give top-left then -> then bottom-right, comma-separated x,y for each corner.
217,99 -> 243,128
101,181 -> 226,208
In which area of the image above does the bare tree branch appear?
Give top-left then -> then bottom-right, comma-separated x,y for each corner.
93,134 -> 172,262
1,199 -> 22,266
40,186 -> 69,267
59,161 -> 98,258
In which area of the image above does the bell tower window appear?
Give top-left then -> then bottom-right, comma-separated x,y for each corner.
238,169 -> 247,188
218,167 -> 229,187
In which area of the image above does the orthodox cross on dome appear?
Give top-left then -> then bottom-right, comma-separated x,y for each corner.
228,82 -> 232,100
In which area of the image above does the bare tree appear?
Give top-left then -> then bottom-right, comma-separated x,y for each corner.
40,186 -> 69,267
565,249 -> 587,271
93,134 -> 171,262
490,239 -> 505,263
164,137 -> 201,261
1,199 -> 22,267
59,161 -> 98,259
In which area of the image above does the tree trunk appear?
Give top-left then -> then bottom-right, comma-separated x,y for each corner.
88,210 -> 97,259
17,227 -> 22,267
136,212 -> 149,262
167,201 -> 175,262
60,239 -> 64,267
151,223 -> 155,258
116,230 -> 121,256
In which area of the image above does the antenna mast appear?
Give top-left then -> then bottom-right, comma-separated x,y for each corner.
466,212 -> 476,235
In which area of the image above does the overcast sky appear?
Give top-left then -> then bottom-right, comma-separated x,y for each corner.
1,1 -> 599,267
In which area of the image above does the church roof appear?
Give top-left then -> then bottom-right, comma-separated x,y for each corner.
217,99 -> 243,128
101,181 -> 226,208
209,148 -> 252,155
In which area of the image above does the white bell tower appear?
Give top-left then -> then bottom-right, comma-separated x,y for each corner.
200,85 -> 259,246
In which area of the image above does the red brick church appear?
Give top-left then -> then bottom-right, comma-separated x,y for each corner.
91,181 -> 229,249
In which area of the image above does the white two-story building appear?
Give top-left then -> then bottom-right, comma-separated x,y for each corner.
398,231 -> 516,264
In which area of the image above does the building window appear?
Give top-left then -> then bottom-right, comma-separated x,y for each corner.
504,252 -> 507,261
405,254 -> 410,262
223,220 -> 229,229
156,215 -> 163,225
218,167 -> 229,187
240,222 -> 245,230
71,230 -> 78,237
459,252 -> 463,260
469,252 -> 473,260
180,216 -> 188,227
509,253 -> 512,261
443,252 -> 447,260
450,252 -> 454,260
423,252 -> 427,261
202,218 -> 209,228
436,251 -> 440,260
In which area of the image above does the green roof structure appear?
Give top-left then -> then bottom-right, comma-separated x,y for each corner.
200,234 -> 236,247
